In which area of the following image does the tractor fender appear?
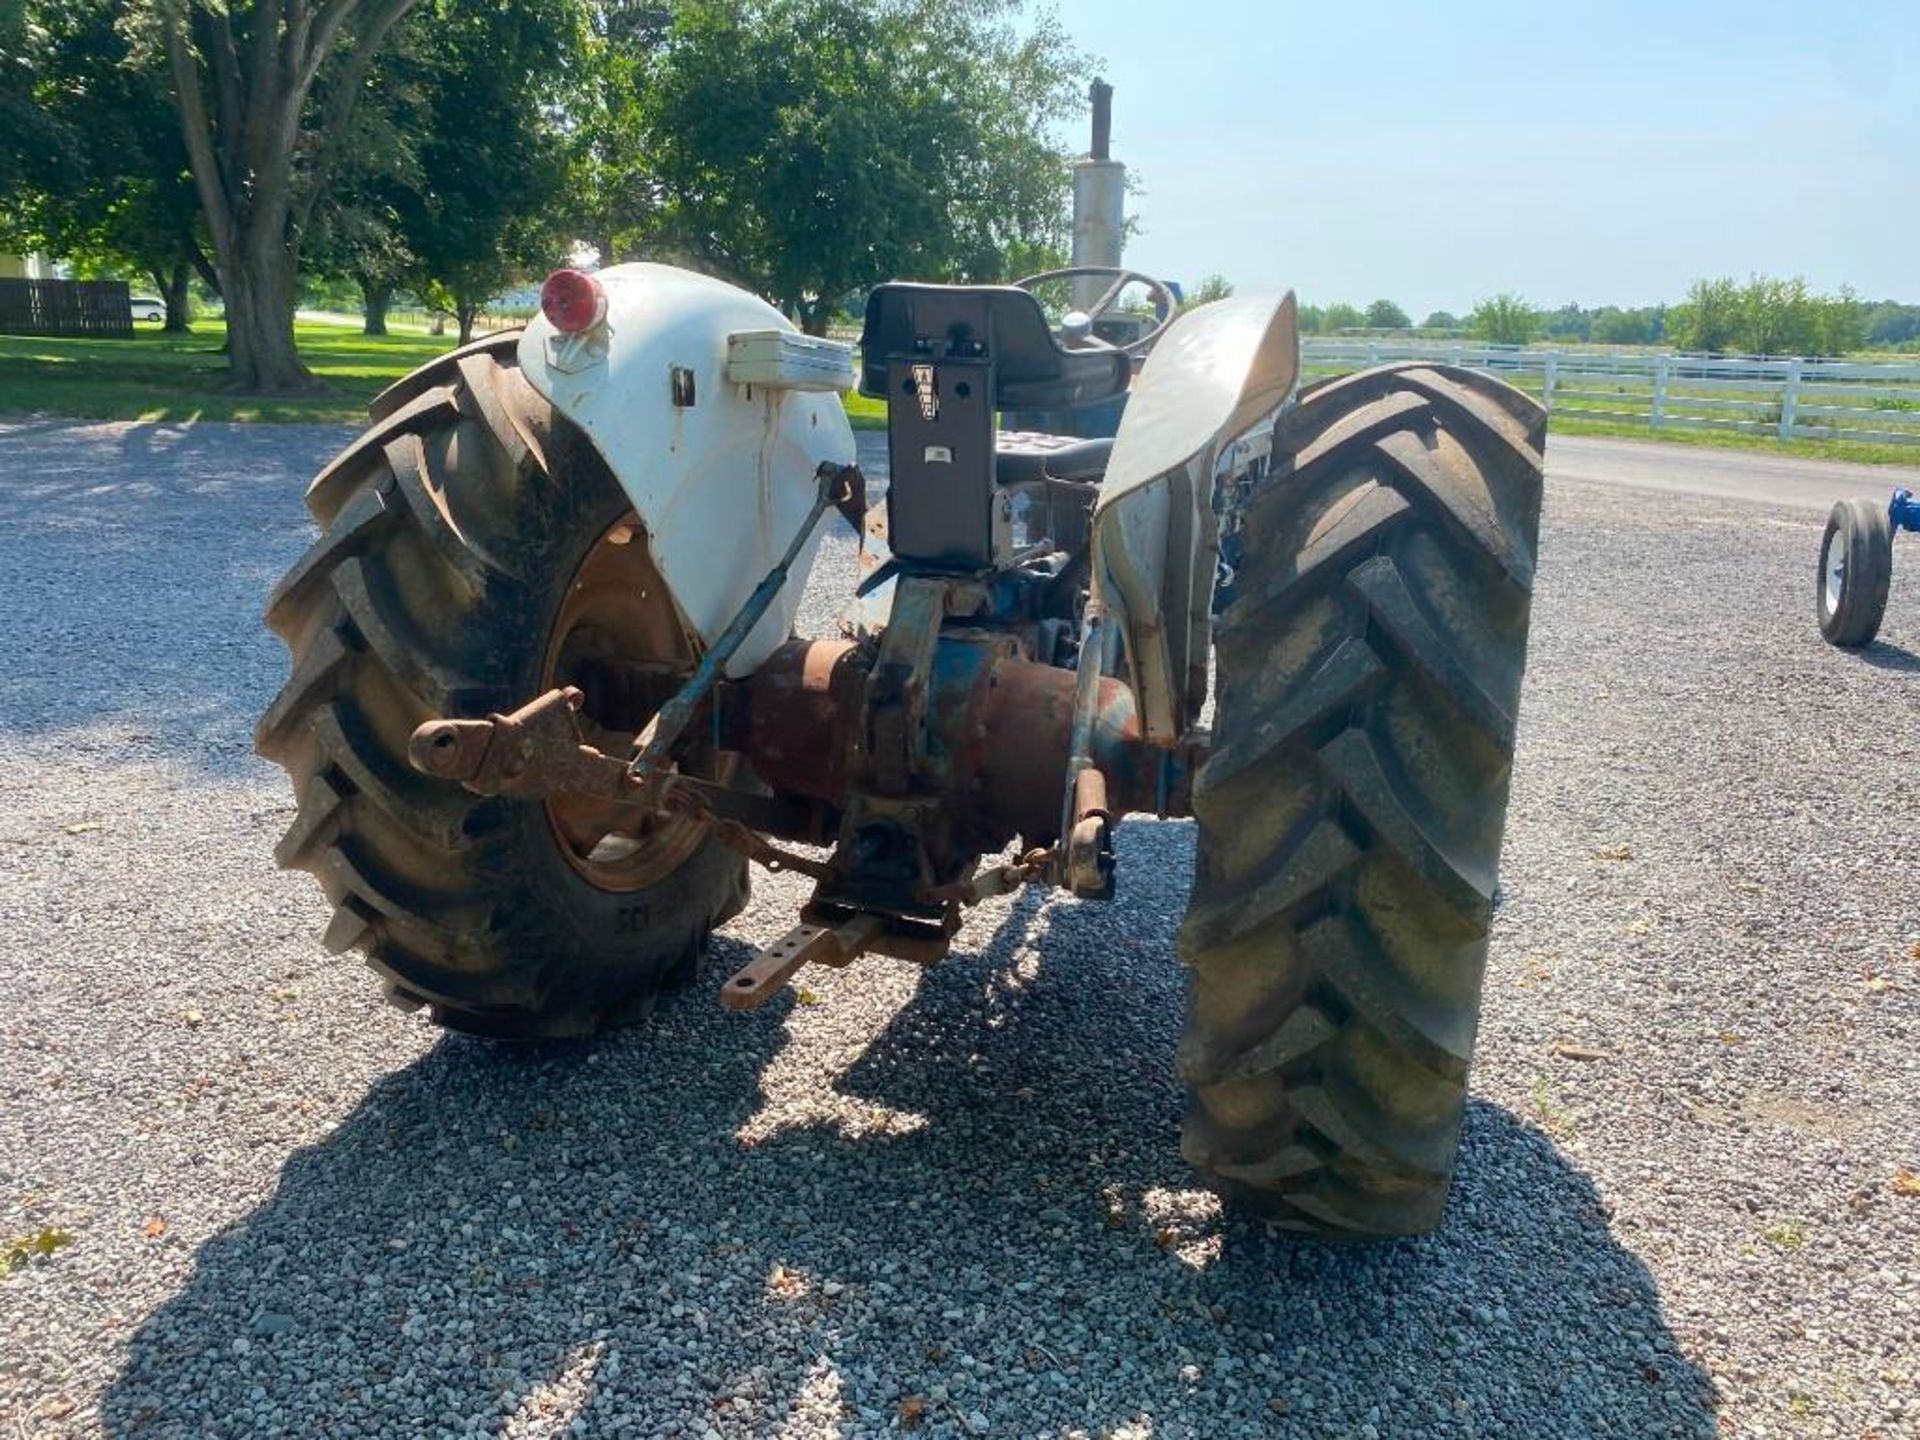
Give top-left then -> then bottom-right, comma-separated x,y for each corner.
1091,291 -> 1299,743
517,262 -> 857,677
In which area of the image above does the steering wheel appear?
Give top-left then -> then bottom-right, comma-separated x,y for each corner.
1014,265 -> 1180,356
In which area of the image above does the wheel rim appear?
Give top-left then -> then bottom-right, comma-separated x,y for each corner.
540,514 -> 710,892
1825,528 -> 1847,614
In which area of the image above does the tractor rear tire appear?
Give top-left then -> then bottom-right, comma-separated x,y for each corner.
256,331 -> 748,1037
1817,497 -> 1892,648
1178,363 -> 1544,1238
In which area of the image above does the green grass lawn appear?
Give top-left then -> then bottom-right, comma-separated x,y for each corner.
1546,414 -> 1920,469
842,390 -> 885,428
0,316 -> 895,428
0,319 -> 455,424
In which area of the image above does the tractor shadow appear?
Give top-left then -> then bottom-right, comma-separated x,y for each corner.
0,420 -> 348,777
102,829 -> 1717,1438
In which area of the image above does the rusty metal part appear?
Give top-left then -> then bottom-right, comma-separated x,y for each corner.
1064,767 -> 1114,899
742,635 -> 1164,846
651,773 -> 830,843
862,576 -> 945,796
1073,766 -> 1110,825
1057,600 -> 1115,869
409,688 -> 842,895
539,509 -> 713,891
630,461 -> 863,797
720,912 -> 885,1011
964,639 -> 1145,840
917,847 -> 1055,906
816,792 -> 954,921
738,635 -> 867,803
804,902 -> 959,964
700,811 -> 835,883
410,687 -> 640,802
717,896 -> 958,1013
407,702 -> 827,841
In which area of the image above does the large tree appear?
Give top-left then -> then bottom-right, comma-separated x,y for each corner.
300,36 -> 424,337
1864,301 -> 1920,349
568,0 -> 675,266
1365,298 -> 1410,330
640,0 -> 1087,333
1668,276 -> 1860,357
1590,305 -> 1662,345
306,191 -> 414,335
385,0 -> 580,344
1467,293 -> 1541,346
1665,277 -> 1741,353
1321,302 -> 1364,333
148,0 -> 417,389
0,0 -> 212,328
0,1 -> 53,202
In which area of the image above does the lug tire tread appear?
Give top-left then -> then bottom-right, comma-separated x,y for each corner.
258,334 -> 748,1037
1179,363 -> 1543,1237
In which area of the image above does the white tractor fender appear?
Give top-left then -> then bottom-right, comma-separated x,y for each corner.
517,262 -> 858,677
1091,291 -> 1300,743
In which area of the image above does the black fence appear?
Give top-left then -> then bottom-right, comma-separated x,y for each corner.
0,277 -> 134,338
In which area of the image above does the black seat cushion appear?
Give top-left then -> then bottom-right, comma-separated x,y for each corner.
857,282 -> 1130,412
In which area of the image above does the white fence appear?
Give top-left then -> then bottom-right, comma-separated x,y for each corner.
1301,340 -> 1920,447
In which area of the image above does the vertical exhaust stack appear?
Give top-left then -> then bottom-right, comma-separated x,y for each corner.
1071,79 -> 1126,313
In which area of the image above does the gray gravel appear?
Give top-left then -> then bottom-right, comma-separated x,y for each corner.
1,416 -> 1917,1439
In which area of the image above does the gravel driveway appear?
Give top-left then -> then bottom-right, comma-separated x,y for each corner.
1,417 -> 1916,1439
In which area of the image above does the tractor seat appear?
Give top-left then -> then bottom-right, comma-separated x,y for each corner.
857,282 -> 1131,412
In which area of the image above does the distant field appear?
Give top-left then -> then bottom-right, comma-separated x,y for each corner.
0,316 -> 1909,459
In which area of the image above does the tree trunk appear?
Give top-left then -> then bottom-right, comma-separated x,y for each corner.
187,241 -> 221,299
161,262 -> 193,332
221,242 -> 314,393
360,278 -> 392,336
429,311 -> 448,336
159,1 -> 420,395
456,301 -> 478,346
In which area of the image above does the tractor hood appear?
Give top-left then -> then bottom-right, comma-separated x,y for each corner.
1091,291 -> 1300,743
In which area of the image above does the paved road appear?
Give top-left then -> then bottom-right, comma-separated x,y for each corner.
1546,433 -> 1919,513
871,428 -> 1917,515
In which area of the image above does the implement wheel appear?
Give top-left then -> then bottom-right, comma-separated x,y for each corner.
256,333 -> 747,1036
1817,497 -> 1892,648
1179,364 -> 1544,1238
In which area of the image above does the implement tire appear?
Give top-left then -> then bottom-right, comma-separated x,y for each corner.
256,332 -> 747,1037
1178,363 -> 1544,1238
1817,497 -> 1892,648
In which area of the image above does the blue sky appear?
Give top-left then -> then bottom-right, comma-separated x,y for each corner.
1046,0 -> 1918,316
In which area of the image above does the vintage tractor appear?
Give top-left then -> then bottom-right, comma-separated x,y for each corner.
1818,488 -> 1917,647
257,260 -> 1544,1239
